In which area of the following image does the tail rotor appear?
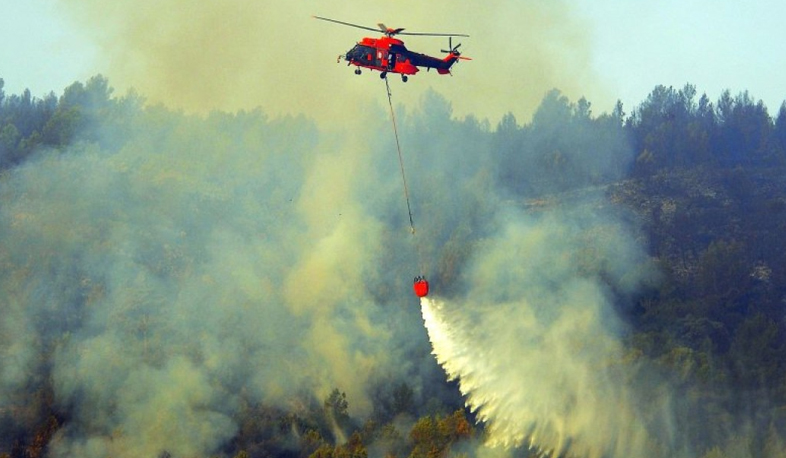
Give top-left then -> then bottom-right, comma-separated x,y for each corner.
441,37 -> 472,61
440,37 -> 462,55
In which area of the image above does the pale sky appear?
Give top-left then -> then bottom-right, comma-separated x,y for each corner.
2,0 -> 785,123
1,0 -> 98,96
574,0 -> 786,115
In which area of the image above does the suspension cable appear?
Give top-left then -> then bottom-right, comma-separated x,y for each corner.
384,76 -> 428,281
385,77 -> 416,235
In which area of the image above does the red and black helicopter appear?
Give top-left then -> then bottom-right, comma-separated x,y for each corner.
314,16 -> 470,82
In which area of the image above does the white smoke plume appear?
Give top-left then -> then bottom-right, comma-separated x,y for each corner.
0,103 -> 434,457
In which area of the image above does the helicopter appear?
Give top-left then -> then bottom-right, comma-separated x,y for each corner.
313,16 -> 470,82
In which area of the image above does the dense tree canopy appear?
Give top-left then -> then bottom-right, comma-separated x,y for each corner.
1,76 -> 786,458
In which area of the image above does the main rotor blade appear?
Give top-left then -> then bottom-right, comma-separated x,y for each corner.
314,16 -> 469,38
313,16 -> 382,34
397,31 -> 469,37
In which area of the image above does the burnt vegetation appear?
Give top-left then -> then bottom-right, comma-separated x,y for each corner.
2,76 -> 786,457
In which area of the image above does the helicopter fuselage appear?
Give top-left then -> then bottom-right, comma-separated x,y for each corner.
343,36 -> 458,77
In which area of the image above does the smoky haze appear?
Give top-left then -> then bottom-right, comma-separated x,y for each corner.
0,79 -> 769,456
1,1 -> 762,457
0,101 -> 445,456
55,0 -> 607,126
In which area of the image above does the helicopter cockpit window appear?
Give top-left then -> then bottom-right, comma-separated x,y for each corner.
347,45 -> 375,65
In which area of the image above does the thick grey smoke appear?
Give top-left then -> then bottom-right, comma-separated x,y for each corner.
0,103 -> 437,456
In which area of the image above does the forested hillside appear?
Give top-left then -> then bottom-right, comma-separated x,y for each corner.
2,76 -> 786,458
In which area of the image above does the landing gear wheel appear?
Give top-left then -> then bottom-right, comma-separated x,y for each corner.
354,68 -> 362,75
401,75 -> 408,82
380,72 -> 387,79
